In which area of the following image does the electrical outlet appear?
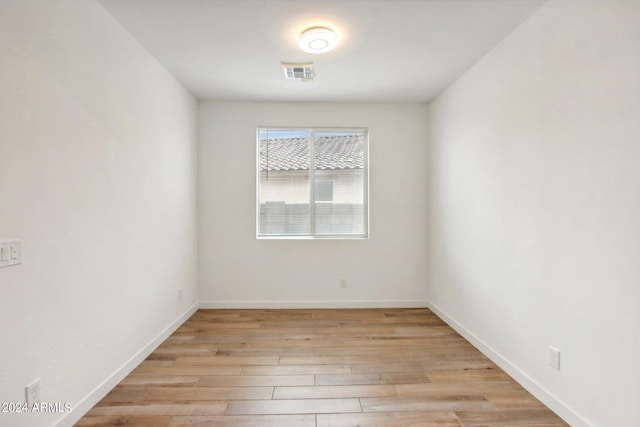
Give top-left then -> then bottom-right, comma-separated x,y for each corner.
0,240 -> 22,268
339,278 -> 347,288
549,346 -> 561,370
178,288 -> 183,301
25,379 -> 41,406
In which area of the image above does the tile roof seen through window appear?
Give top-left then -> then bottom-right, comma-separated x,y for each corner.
260,134 -> 364,172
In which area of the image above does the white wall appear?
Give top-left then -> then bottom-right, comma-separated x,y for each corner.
427,1 -> 640,426
260,170 -> 363,204
0,2 -> 198,426
199,102 -> 428,308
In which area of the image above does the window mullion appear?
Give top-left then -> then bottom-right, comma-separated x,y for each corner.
309,129 -> 316,236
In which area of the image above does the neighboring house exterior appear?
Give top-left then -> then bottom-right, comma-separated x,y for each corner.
258,133 -> 365,235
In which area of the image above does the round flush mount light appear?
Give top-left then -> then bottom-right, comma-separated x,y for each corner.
298,27 -> 338,54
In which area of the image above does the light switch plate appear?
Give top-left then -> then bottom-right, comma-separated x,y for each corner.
0,240 -> 22,268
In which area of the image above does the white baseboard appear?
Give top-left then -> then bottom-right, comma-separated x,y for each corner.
428,301 -> 593,427
52,302 -> 199,427
199,300 -> 429,309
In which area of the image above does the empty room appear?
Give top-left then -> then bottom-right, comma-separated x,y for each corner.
1,0 -> 638,426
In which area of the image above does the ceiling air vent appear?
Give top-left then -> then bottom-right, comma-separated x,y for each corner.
282,62 -> 314,82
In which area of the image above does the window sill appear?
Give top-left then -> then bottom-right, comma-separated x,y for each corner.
257,234 -> 369,240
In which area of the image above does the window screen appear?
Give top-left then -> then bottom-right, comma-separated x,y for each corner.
257,128 -> 368,238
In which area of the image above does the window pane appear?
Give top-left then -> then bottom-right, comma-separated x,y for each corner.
313,131 -> 366,235
257,128 -> 367,238
258,130 -> 310,235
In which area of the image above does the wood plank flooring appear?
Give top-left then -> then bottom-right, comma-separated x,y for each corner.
75,308 -> 568,427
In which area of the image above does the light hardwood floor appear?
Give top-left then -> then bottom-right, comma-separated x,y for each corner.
75,308 -> 568,426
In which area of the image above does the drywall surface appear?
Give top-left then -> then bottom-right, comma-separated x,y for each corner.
0,1 -> 198,426
198,102 -> 429,308
427,1 -> 640,426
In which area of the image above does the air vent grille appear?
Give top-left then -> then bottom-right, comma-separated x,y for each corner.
282,63 -> 314,81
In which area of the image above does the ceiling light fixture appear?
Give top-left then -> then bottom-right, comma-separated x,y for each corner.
298,26 -> 338,54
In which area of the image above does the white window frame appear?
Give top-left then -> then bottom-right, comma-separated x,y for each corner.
256,127 -> 369,239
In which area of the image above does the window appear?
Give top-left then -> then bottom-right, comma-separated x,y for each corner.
257,127 -> 368,238
314,180 -> 334,202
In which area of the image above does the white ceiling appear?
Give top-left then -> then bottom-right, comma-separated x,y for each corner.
99,0 -> 545,102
